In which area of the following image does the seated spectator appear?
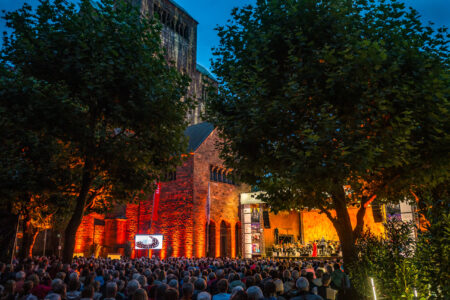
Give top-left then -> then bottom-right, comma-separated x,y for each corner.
290,278 -> 322,300
164,288 -> 178,300
29,274 -> 51,300
212,280 -> 230,300
181,282 -> 193,300
66,277 -> 81,300
80,285 -> 95,300
127,280 -> 141,300
133,289 -> 148,300
197,292 -> 211,300
317,274 -> 336,300
45,279 -> 66,300
18,280 -> 37,300
104,282 -> 117,300
230,290 -> 247,300
246,286 -> 263,300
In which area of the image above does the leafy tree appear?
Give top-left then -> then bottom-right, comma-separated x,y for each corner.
352,220 -> 421,299
1,0 -> 192,262
414,183 -> 450,299
0,64 -> 74,261
206,0 -> 449,274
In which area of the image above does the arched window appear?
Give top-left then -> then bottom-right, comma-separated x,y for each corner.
218,170 -> 222,182
220,221 -> 232,257
213,168 -> 218,182
206,221 -> 216,257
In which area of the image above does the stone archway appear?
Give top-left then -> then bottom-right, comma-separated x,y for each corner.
220,220 -> 232,257
206,221 -> 216,257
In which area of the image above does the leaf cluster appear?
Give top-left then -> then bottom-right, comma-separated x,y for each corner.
0,0 -> 193,215
206,0 -> 449,211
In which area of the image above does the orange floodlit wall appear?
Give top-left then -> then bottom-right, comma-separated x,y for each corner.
301,206 -> 385,243
264,211 -> 301,246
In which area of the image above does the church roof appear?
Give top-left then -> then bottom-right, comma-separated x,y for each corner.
168,0 -> 198,24
196,64 -> 216,81
184,122 -> 214,152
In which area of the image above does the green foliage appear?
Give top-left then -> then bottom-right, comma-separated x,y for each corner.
351,219 -> 421,299
414,185 -> 450,299
208,0 -> 449,210
206,0 -> 449,268
1,0 -> 193,260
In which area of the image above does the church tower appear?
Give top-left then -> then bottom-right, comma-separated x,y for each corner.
134,0 -> 216,125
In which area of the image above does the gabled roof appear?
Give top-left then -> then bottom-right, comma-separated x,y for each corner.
184,122 -> 214,152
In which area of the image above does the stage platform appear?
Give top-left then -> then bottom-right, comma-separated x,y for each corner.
268,256 -> 341,260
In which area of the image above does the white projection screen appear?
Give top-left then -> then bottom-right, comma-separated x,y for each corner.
135,234 -> 164,250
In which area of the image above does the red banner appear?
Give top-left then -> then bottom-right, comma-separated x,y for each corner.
151,183 -> 161,222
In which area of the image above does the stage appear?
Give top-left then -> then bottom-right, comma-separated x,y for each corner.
268,256 -> 341,260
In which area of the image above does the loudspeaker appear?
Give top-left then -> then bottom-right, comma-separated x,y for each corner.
263,211 -> 271,229
372,204 -> 385,223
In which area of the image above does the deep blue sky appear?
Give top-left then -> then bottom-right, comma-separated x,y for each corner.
1,0 -> 449,71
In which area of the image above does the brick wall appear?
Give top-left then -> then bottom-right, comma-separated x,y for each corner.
193,129 -> 251,258
74,212 -> 105,255
302,207 -> 385,243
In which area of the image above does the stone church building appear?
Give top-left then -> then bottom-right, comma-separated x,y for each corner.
74,0 -> 249,258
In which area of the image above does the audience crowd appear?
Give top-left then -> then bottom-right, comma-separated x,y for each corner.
0,256 -> 351,300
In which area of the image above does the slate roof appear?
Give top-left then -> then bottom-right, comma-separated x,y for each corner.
184,122 -> 214,152
196,64 -> 216,81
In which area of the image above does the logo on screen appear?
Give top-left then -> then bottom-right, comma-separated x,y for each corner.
136,237 -> 159,249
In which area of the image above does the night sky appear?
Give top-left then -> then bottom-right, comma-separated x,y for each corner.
1,0 -> 449,71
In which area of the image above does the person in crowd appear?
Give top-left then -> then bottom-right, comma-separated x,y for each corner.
1,280 -> 16,300
230,291 -> 246,300
262,280 -> 276,300
15,271 -> 26,294
180,283 -> 193,300
212,280 -> 229,300
317,274 -> 335,300
104,282 -> 118,300
127,280 -> 141,300
29,274 -> 51,300
45,279 -> 66,300
164,288 -> 179,300
197,292 -> 211,300
80,285 -> 95,300
246,286 -> 263,300
66,276 -> 81,300
193,278 -> 207,300
133,289 -> 148,300
18,280 -> 37,300
290,278 -> 322,300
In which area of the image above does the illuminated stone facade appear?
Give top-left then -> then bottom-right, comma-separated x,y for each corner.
75,123 -> 249,258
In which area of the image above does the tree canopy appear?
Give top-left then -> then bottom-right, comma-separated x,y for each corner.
1,0 -> 193,262
206,0 -> 449,269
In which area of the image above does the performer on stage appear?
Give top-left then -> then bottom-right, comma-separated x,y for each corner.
312,241 -> 318,257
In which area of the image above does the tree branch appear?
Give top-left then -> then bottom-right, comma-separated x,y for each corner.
318,206 -> 337,224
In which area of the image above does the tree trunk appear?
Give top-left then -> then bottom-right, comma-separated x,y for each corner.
19,218 -> 32,260
29,229 -> 39,258
328,184 -> 365,300
62,160 -> 94,263
0,207 -> 19,263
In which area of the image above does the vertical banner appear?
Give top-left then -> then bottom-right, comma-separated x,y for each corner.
206,182 -> 211,225
206,182 -> 211,255
151,183 -> 161,223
